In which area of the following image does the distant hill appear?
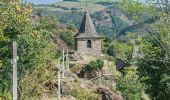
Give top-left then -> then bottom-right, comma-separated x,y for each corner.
34,1 -> 146,40
36,1 -> 109,13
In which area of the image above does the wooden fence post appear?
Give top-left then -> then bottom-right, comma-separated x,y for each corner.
12,41 -> 18,100
58,71 -> 61,100
66,48 -> 69,71
57,60 -> 61,100
62,49 -> 65,79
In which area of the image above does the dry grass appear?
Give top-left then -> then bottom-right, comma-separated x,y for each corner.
55,1 -> 107,13
36,1 -> 109,13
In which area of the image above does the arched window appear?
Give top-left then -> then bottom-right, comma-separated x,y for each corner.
87,40 -> 92,48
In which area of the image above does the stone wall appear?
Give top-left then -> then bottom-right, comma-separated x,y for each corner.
76,38 -> 101,55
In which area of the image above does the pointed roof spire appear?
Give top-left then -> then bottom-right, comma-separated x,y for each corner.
75,11 -> 101,39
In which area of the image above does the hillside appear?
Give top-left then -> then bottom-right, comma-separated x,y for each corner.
35,1 -> 138,39
35,0 -> 115,12
2,0 -> 170,100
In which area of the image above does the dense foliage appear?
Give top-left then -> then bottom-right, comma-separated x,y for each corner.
102,38 -> 133,61
0,2 -> 58,99
116,67 -> 144,100
138,32 -> 170,99
60,30 -> 75,49
58,12 -> 83,28
85,59 -> 104,71
120,0 -> 170,99
111,15 -> 129,36
36,5 -> 131,38
1,0 -> 170,99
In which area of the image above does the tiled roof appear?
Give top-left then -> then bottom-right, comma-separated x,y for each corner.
75,11 -> 102,39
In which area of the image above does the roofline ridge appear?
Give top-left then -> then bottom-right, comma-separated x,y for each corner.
76,10 -> 102,38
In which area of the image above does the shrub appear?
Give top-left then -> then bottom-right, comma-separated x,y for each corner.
60,30 -> 75,49
85,59 -> 104,71
67,23 -> 77,32
103,40 -> 133,61
71,88 -> 98,100
115,67 -> 144,100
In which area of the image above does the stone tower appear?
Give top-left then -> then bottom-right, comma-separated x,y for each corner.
75,11 -> 102,55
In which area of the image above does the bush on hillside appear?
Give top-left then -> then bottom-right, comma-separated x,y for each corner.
102,39 -> 133,61
67,23 -> 77,32
71,88 -> 98,100
60,30 -> 75,49
58,12 -> 83,28
115,67 -> 144,100
85,59 -> 104,71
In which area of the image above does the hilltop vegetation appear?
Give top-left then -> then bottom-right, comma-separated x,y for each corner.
35,1 -> 135,39
36,0 -> 170,99
36,1 -> 107,13
1,0 -> 170,100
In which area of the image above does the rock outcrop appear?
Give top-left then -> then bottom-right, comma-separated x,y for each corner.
97,86 -> 123,100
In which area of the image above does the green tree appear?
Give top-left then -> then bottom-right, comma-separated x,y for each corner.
37,16 -> 59,31
0,2 -> 57,99
106,40 -> 133,61
60,30 -> 75,49
67,23 -> 77,32
116,67 -> 144,100
119,0 -> 170,99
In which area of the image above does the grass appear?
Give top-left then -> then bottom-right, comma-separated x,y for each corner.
36,6 -> 65,12
54,1 -> 107,13
36,1 -> 113,13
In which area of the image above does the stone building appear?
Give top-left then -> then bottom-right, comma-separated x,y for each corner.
75,11 -> 102,55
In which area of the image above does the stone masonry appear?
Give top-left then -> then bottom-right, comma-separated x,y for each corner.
75,11 -> 102,56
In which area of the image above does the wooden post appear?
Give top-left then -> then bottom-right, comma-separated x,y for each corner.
12,41 -> 18,100
66,48 -> 69,71
58,71 -> 61,100
57,60 -> 61,100
62,49 -> 65,79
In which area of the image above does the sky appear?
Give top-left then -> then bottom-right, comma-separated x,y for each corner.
24,0 -> 146,5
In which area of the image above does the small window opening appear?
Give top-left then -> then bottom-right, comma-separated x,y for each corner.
87,40 -> 92,48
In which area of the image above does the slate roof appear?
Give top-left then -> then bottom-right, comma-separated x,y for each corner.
75,11 -> 102,39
